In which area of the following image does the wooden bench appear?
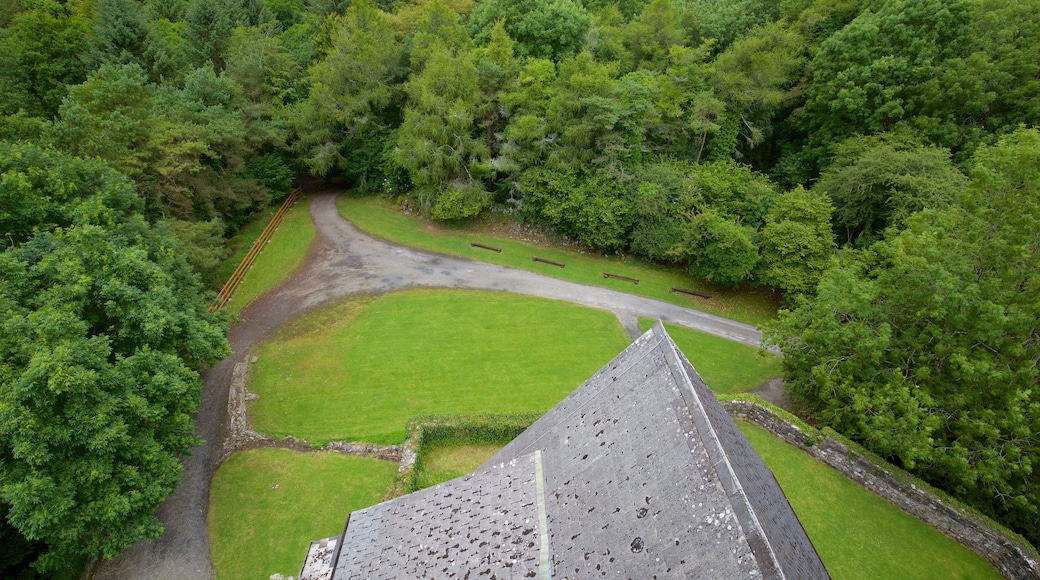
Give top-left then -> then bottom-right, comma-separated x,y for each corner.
603,272 -> 639,284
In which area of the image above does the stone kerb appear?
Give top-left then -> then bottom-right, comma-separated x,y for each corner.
722,397 -> 1040,580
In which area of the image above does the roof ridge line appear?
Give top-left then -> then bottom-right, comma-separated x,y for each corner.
653,321 -> 786,579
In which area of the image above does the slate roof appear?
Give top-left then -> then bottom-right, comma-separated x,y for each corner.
302,322 -> 828,580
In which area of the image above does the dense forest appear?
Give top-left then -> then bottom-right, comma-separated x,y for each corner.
0,0 -> 1037,574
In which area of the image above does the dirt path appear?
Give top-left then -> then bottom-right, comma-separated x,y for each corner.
86,186 -> 770,579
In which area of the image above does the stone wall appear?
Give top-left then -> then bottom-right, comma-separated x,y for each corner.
221,355 -> 401,465
722,398 -> 1040,580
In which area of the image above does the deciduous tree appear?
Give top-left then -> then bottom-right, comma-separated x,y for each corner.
0,143 -> 230,576
766,128 -> 1040,547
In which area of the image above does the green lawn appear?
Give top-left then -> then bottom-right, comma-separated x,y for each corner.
738,422 -> 1000,580
217,196 -> 315,315
208,448 -> 396,580
249,289 -> 631,445
337,195 -> 781,327
414,443 -> 503,490
639,318 -> 781,393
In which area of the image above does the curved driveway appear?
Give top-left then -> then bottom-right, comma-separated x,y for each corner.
88,187 -> 765,579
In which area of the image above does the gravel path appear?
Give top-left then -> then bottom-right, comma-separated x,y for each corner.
86,186 -> 768,579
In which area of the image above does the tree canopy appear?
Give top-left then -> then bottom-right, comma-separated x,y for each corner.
766,128 -> 1040,546
0,143 -> 229,576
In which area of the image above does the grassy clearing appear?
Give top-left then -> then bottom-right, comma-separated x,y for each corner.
337,195 -> 780,327
414,444 -> 504,489
217,196 -> 315,315
738,422 -> 1000,580
639,318 -> 781,393
208,448 -> 396,580
249,289 -> 630,445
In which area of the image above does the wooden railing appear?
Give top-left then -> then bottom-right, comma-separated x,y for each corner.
210,188 -> 303,312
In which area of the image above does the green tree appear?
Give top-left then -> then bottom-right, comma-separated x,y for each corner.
49,63 -> 157,177
627,160 -> 698,260
225,25 -> 303,107
0,143 -> 230,575
766,128 -> 1040,547
468,0 -> 590,62
519,167 -> 632,249
185,0 -> 235,69
685,159 -> 776,228
758,185 -> 834,296
162,218 -> 228,275
0,5 -> 89,118
686,0 -> 782,51
87,0 -> 151,70
142,18 -> 193,82
148,66 -> 271,222
668,209 -> 759,286
395,45 -> 489,219
292,0 -> 402,186
800,0 -> 1031,166
393,0 -> 490,219
707,21 -> 803,162
814,131 -> 968,244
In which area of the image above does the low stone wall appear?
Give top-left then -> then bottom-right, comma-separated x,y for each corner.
221,355 -> 401,465
722,397 -> 1040,580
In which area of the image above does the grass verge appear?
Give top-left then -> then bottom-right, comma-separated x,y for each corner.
249,289 -> 630,445
640,318 -> 781,393
337,195 -> 780,327
217,196 -> 315,315
208,448 -> 396,580
738,421 -> 1000,580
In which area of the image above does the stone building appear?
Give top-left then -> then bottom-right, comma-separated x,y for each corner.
300,322 -> 828,579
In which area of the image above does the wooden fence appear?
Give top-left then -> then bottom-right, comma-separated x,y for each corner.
210,188 -> 303,312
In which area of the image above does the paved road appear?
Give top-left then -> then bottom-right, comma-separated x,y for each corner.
87,187 -> 765,579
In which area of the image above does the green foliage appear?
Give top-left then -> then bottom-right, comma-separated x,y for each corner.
185,0 -> 235,69
47,61 -> 280,225
0,5 -> 89,118
225,24 -> 304,107
766,128 -> 1040,547
709,21 -> 804,161
0,142 -> 139,247
142,17 -> 192,82
469,0 -> 590,62
146,0 -> 188,22
802,0 -> 1040,168
293,0 -> 402,186
245,152 -> 295,195
87,0 -> 151,70
627,161 -> 696,261
686,159 -> 776,226
0,144 -> 229,575
668,210 -> 758,286
519,167 -> 632,249
814,131 -> 968,244
686,0 -> 782,51
758,185 -> 834,296
163,218 -> 228,275
395,2 -> 490,219
48,63 -> 157,177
